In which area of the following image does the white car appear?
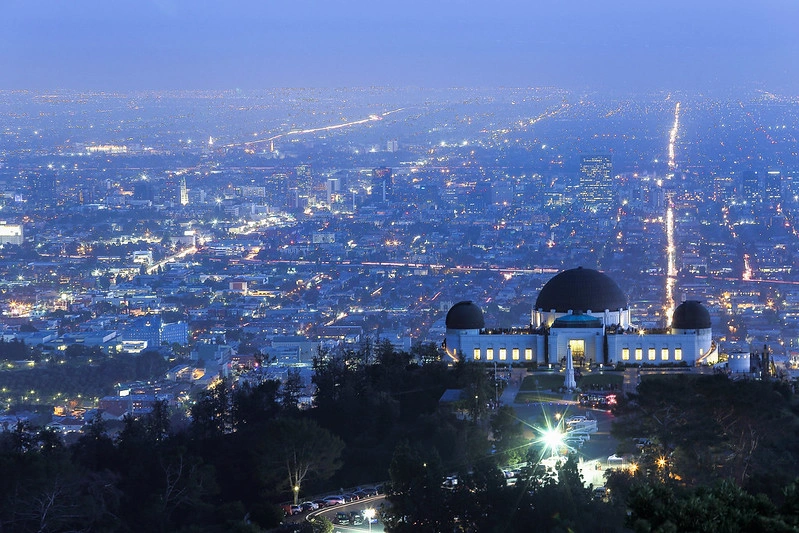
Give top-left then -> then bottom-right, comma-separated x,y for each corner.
300,501 -> 318,512
323,495 -> 346,506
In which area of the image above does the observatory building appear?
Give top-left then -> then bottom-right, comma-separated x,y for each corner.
444,267 -> 715,366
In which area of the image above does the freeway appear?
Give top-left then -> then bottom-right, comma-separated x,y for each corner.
240,256 -> 562,276
145,245 -> 197,274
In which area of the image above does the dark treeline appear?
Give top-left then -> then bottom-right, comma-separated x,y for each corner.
0,350 -> 169,401
5,345 -> 799,532
380,374 -> 799,532
0,341 -> 499,532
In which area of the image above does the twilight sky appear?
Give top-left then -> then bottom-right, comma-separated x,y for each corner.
2,0 -> 798,92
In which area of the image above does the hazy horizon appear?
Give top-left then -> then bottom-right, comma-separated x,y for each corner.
2,0 -> 798,93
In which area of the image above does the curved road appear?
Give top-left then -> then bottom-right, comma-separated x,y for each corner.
308,495 -> 386,533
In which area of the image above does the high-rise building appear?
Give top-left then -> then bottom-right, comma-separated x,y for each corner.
133,182 -> 155,202
179,177 -> 189,206
578,155 -> 613,212
765,170 -> 782,207
372,167 -> 393,203
326,178 -> 341,205
741,170 -> 761,204
28,173 -> 56,206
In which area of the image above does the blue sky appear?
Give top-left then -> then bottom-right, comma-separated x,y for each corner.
2,0 -> 797,91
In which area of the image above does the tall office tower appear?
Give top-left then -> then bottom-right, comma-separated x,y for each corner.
326,178 -> 340,205
133,182 -> 155,202
387,139 -> 398,152
179,177 -> 189,206
372,167 -> 393,202
713,175 -> 735,203
741,170 -> 761,204
765,170 -> 782,207
578,155 -> 613,212
295,164 -> 312,191
28,173 -> 57,206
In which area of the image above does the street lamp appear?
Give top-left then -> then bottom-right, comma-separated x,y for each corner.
293,485 -> 299,505
364,508 -> 375,533
541,427 -> 564,457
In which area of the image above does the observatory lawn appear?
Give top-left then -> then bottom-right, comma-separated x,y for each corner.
515,372 -> 623,403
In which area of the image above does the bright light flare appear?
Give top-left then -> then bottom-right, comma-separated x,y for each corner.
540,427 -> 565,455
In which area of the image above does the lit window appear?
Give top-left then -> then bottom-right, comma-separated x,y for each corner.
486,348 -> 494,361
622,348 -> 630,360
525,348 -> 533,361
473,348 -> 481,361
675,348 -> 682,361
512,348 -> 520,361
635,348 -> 643,361
648,348 -> 656,361
499,348 -> 507,361
661,348 -> 669,360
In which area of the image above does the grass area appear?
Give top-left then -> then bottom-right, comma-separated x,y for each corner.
579,373 -> 624,389
515,391 -> 565,403
521,372 -> 624,392
520,374 -> 565,392
515,371 -> 624,404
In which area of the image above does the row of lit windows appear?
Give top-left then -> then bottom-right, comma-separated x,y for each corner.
473,347 -> 533,361
621,347 -> 682,361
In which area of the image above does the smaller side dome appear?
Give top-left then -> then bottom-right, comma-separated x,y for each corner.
446,301 -> 485,330
672,301 -> 711,330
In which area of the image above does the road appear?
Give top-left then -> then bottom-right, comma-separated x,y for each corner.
308,496 -> 386,533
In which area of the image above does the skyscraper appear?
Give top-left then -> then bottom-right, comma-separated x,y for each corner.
578,155 -> 613,212
372,167 -> 393,203
765,170 -> 782,207
179,177 -> 189,206
741,170 -> 761,204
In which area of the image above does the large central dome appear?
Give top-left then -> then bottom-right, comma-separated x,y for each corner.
535,267 -> 627,313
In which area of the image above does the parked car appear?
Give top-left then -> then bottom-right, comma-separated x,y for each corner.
280,503 -> 302,516
334,512 -> 350,525
312,499 -> 328,508
358,486 -> 379,496
300,501 -> 318,512
342,492 -> 357,502
350,511 -> 365,526
275,524 -> 303,533
593,486 -> 609,501
323,495 -> 346,506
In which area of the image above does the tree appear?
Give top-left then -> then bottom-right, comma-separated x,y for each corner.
263,418 -> 344,504
612,374 -> 799,491
280,369 -> 304,411
491,405 -> 528,465
232,379 -> 281,427
191,378 -> 233,438
626,480 -> 796,532
384,441 -> 452,533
